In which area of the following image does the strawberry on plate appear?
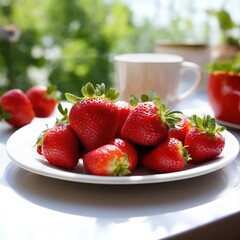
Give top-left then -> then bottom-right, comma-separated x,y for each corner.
109,138 -> 138,172
65,83 -> 119,151
42,124 -> 81,169
121,99 -> 182,146
114,100 -> 133,138
0,89 -> 35,128
141,137 -> 191,173
168,114 -> 191,142
83,144 -> 132,176
26,85 -> 60,117
185,114 -> 226,163
36,104 -> 82,169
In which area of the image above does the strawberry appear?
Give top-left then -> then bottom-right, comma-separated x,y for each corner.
42,124 -> 81,169
65,83 -> 119,151
26,85 -> 60,117
185,114 -> 225,163
83,144 -> 132,176
0,89 -> 35,128
109,138 -> 138,171
114,100 -> 133,137
141,137 -> 190,173
36,103 -> 82,169
120,99 -> 182,146
168,114 -> 191,142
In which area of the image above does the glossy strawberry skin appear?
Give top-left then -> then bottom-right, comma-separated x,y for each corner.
185,127 -> 225,163
26,85 -> 57,117
207,73 -> 240,125
141,138 -> 187,173
0,89 -> 35,128
83,144 -> 127,176
121,102 -> 168,146
115,100 -> 132,138
109,138 -> 138,171
168,114 -> 191,142
69,98 -> 118,151
42,124 -> 81,169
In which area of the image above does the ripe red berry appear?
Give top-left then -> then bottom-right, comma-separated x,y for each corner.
26,85 -> 60,117
83,144 -> 131,176
141,137 -> 190,173
0,89 -> 35,128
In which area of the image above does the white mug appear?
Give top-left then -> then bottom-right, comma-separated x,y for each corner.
114,53 -> 203,106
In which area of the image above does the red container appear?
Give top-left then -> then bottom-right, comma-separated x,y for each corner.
207,72 -> 240,125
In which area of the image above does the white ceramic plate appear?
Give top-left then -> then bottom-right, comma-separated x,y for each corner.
6,119 -> 240,185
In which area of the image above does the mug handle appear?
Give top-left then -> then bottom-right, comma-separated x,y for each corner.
177,61 -> 203,102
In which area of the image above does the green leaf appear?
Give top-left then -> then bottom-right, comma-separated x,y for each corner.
83,82 -> 95,97
55,103 -> 69,125
154,101 -> 183,129
105,88 -> 120,102
65,93 -> 82,103
95,83 -> 105,96
129,95 -> 139,107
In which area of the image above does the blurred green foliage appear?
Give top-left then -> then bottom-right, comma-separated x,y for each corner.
0,0 -> 160,96
207,9 -> 240,45
0,0 -> 213,97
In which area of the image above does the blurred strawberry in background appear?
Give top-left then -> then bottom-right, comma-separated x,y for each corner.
26,85 -> 61,118
0,89 -> 35,128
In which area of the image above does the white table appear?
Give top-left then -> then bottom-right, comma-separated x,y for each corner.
1,89 -> 240,240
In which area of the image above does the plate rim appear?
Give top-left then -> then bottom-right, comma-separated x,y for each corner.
6,119 -> 240,185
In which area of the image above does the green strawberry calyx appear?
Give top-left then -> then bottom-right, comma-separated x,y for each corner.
180,142 -> 192,163
129,91 -> 159,107
65,82 -> 120,103
154,100 -> 183,129
190,114 -> 226,136
55,103 -> 69,125
33,103 -> 69,150
112,153 -> 131,176
33,124 -> 49,149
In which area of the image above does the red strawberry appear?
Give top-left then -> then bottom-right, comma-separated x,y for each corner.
121,100 -> 182,146
83,144 -> 132,176
185,114 -> 225,163
115,100 -> 132,137
65,83 -> 119,151
26,85 -> 60,117
168,114 -> 191,142
42,124 -> 81,169
141,137 -> 190,173
0,89 -> 35,128
109,138 -> 138,171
